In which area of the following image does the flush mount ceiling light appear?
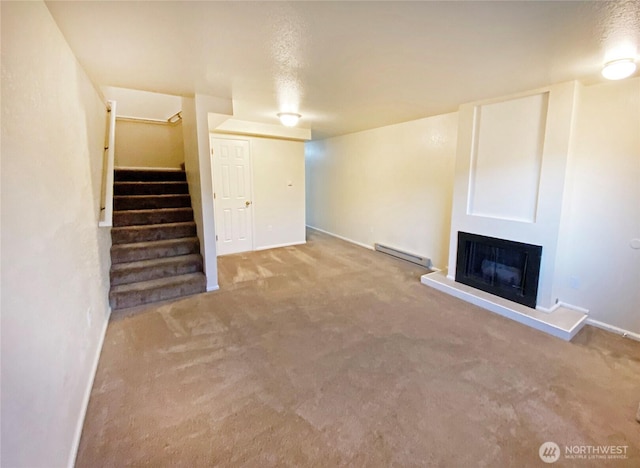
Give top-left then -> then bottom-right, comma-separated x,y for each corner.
277,112 -> 301,127
601,58 -> 637,80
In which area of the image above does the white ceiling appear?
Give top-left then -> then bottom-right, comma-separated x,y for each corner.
46,1 -> 639,140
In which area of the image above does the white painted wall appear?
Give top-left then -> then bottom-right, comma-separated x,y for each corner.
212,135 -> 306,251
555,78 -> 640,334
181,97 -> 206,275
448,82 -> 578,309
1,2 -> 111,466
252,137 -> 306,249
181,96 -> 233,291
115,119 -> 184,168
305,113 -> 458,269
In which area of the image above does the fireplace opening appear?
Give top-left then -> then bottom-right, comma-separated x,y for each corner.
455,232 -> 542,308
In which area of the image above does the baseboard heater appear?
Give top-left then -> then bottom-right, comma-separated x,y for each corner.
374,243 -> 431,268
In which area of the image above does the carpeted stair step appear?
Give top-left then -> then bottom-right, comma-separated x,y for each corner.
114,181 -> 189,196
108,168 -> 205,310
109,273 -> 206,310
114,169 -> 186,182
111,222 -> 197,244
114,194 -> 191,211
110,254 -> 203,286
111,237 -> 200,264
113,208 -> 194,227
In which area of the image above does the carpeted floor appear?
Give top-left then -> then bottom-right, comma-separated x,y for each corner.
77,228 -> 640,467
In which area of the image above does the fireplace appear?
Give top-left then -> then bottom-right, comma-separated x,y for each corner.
455,232 -> 542,308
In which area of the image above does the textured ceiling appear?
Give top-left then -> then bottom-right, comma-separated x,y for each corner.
46,1 -> 639,139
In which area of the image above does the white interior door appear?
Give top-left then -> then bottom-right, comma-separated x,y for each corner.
211,137 -> 253,256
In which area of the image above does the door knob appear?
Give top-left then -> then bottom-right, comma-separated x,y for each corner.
245,201 -> 251,207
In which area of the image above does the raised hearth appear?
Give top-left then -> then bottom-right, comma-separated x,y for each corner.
421,271 -> 587,341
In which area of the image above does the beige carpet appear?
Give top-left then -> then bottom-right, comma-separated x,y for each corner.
77,228 -> 640,467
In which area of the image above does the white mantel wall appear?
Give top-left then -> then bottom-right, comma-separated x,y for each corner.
447,81 -> 578,310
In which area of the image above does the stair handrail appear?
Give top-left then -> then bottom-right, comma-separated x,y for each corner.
115,111 -> 182,125
99,100 -> 117,227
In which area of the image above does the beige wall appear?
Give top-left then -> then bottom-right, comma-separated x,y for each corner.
115,119 -> 184,168
1,2 -> 112,467
252,137 -> 306,249
305,113 -> 458,269
556,78 -> 640,334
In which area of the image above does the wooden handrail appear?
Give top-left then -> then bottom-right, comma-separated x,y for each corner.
99,100 -> 117,227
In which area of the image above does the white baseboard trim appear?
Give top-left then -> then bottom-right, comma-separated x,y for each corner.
207,284 -> 220,292
306,225 -> 374,251
255,241 -> 306,251
68,314 -> 109,468
536,301 -> 590,315
585,318 -> 640,342
536,302 -> 561,314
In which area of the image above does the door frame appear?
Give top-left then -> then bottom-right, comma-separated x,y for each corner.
210,135 -> 256,256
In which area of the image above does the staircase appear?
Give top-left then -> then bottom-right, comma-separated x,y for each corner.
109,168 -> 206,310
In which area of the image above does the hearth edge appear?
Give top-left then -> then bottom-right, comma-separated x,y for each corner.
421,270 -> 588,341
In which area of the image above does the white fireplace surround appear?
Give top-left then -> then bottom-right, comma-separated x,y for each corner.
424,81 -> 590,340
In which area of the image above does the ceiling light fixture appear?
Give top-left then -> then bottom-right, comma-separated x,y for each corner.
277,112 -> 301,127
601,58 -> 637,80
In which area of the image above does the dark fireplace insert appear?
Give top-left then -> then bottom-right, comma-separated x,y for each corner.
455,232 -> 542,308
